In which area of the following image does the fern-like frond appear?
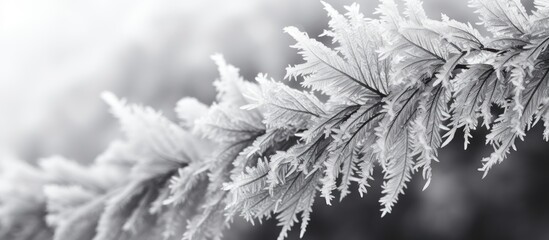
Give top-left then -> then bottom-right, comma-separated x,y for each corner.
211,54 -> 261,107
410,85 -> 451,189
355,139 -> 377,197
481,67 -> 549,176
274,172 -> 318,240
194,55 -> 264,143
52,195 -> 107,240
375,85 -> 421,166
298,103 -> 360,143
437,14 -> 486,51
93,173 -> 173,240
102,92 -> 209,179
374,86 -> 420,214
532,0 -> 549,33
469,0 -> 531,37
378,1 -> 456,83
379,126 -> 414,217
321,102 -> 383,202
284,26 -> 385,98
43,185 -> 96,227
444,64 -> 502,148
247,74 -> 326,129
321,2 -> 390,95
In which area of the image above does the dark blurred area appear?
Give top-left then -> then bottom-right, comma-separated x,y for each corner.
238,125 -> 549,240
1,0 -> 547,239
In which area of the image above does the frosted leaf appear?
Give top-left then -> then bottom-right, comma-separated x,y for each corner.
250,74 -> 326,129
469,0 -> 531,37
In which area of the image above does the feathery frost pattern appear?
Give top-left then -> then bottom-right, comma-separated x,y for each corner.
2,0 -> 549,239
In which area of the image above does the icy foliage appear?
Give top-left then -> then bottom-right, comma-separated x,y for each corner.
2,0 -> 549,239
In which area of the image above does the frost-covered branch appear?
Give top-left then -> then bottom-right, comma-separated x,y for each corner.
2,0 -> 549,240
